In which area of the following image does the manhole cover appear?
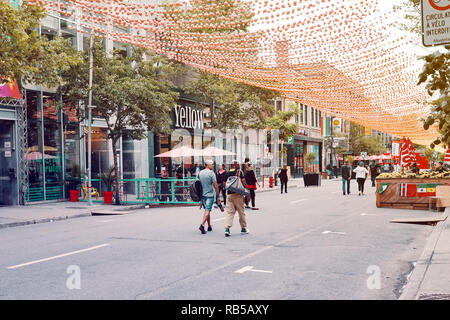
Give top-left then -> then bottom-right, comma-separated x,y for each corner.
418,294 -> 450,300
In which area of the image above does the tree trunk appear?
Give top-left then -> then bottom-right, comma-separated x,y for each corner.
209,98 -> 215,128
112,137 -> 120,205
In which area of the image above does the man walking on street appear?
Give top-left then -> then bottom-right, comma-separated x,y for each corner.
223,160 -> 249,237
198,160 -> 221,234
369,161 -> 380,187
278,165 -> 289,194
341,160 -> 351,195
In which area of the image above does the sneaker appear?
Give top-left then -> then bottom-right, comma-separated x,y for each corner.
245,206 -> 251,209
207,226 -> 212,232
251,207 -> 259,210
225,228 -> 230,237
199,225 -> 207,234
241,228 -> 249,234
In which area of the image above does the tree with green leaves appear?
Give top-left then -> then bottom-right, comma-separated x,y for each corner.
59,39 -> 179,204
350,135 -> 388,155
393,0 -> 421,35
418,45 -> 450,149
165,0 -> 284,130
0,0 -> 81,87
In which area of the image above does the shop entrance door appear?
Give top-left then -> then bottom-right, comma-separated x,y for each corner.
0,120 -> 18,205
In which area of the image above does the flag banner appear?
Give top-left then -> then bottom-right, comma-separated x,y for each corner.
400,138 -> 411,167
400,183 -> 417,197
379,183 -> 389,194
417,184 -> 442,197
445,149 -> 450,164
408,138 -> 417,163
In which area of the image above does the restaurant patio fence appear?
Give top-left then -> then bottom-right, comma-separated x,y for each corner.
80,178 -> 202,205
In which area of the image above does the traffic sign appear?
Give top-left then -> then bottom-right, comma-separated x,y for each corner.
287,136 -> 294,145
361,152 -> 367,159
421,0 -> 450,47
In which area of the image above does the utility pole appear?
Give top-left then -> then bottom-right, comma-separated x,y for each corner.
330,116 -> 334,168
87,31 -> 94,206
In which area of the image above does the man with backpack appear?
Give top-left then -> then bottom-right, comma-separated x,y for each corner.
223,160 -> 249,237
197,160 -> 221,234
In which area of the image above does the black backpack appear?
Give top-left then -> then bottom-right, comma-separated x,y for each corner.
189,180 -> 202,202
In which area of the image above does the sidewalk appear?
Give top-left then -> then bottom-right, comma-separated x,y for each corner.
255,177 -> 303,193
400,207 -> 450,300
0,201 -> 145,229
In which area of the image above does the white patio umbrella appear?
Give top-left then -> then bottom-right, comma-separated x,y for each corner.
154,145 -> 203,178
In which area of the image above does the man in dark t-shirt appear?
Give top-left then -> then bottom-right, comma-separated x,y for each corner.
222,160 -> 248,237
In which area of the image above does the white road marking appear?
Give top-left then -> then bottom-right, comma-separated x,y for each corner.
235,266 -> 272,274
7,244 -> 110,269
322,230 -> 347,235
360,213 -> 377,216
136,212 -> 359,299
101,219 -> 114,223
332,191 -> 340,194
290,199 -> 308,204
212,217 -> 226,222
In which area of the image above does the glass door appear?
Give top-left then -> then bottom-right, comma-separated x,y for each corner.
0,120 -> 18,205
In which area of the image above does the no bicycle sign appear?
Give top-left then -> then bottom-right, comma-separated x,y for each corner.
422,0 -> 450,47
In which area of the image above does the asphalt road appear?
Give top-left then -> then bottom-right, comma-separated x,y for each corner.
0,179 -> 433,300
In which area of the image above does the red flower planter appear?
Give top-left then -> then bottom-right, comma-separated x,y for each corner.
69,190 -> 80,202
103,191 -> 114,204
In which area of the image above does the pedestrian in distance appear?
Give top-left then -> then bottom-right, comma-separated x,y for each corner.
278,165 -> 288,194
223,160 -> 250,237
197,160 -> 222,234
354,161 -> 369,196
411,162 -> 420,174
244,162 -> 259,210
435,161 -> 445,173
369,161 -> 380,187
216,164 -> 228,206
341,160 -> 352,195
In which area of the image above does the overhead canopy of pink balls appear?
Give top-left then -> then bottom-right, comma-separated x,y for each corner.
28,0 -> 439,145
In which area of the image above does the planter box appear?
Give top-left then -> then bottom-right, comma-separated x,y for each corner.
103,191 -> 114,204
303,173 -> 321,187
376,178 -> 450,210
69,190 -> 80,202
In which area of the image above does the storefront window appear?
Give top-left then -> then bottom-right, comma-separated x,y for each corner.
63,104 -> 80,196
43,94 -> 64,200
60,20 -> 77,48
88,127 -> 112,193
41,15 -> 59,40
26,91 -> 44,201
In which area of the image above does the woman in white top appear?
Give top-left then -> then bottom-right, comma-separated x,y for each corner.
353,161 -> 369,195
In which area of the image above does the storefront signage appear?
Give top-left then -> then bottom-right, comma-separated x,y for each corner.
173,105 -> 205,130
392,140 -> 400,156
4,150 -> 11,158
4,141 -> 11,148
422,0 -> 450,47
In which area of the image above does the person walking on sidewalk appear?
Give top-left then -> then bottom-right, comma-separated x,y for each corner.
278,165 -> 288,194
341,160 -> 352,195
244,162 -> 259,210
217,164 -> 228,206
223,160 -> 249,237
198,160 -> 221,234
354,161 -> 369,196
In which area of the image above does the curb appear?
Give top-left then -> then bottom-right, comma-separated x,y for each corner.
398,207 -> 450,300
0,204 -> 147,230
0,213 -> 92,229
